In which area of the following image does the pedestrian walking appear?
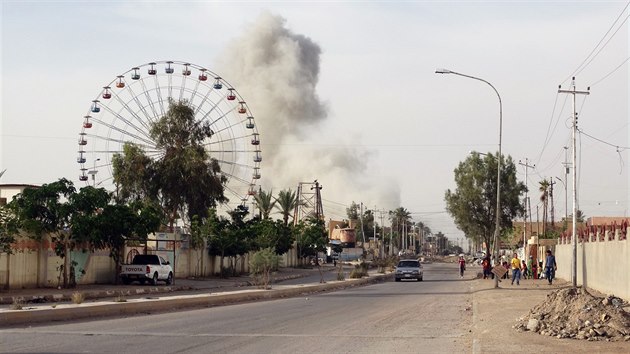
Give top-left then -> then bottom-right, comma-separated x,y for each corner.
521,260 -> 528,279
527,255 -> 535,279
544,249 -> 557,285
481,256 -> 491,279
502,261 -> 510,279
510,253 -> 521,285
458,255 -> 466,278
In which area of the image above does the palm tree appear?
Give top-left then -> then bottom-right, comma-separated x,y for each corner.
253,189 -> 276,219
275,189 -> 299,226
389,207 -> 411,252
539,179 -> 550,235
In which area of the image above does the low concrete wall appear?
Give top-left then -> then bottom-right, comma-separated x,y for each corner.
555,222 -> 629,301
0,234 -> 298,289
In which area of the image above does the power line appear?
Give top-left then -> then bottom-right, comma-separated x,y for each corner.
562,1 -> 630,84
535,92 -> 564,165
590,56 -> 630,87
578,128 -> 630,150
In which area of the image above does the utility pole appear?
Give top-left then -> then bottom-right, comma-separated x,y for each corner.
359,202 -> 366,251
549,177 -> 556,229
373,206 -> 377,243
562,146 -> 570,229
559,78 -> 590,290
518,158 -> 535,255
390,215 -> 394,256
379,209 -> 385,258
536,205 -> 540,237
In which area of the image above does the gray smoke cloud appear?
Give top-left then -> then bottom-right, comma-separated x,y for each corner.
216,12 -> 401,214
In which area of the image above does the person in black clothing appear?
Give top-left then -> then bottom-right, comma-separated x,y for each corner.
544,250 -> 557,285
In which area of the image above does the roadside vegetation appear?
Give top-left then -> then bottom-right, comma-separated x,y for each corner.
0,99 -> 456,290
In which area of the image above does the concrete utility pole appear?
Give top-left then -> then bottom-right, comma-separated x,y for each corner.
549,177 -> 556,227
380,209 -> 385,258
559,78 -> 590,290
373,206 -> 377,243
390,216 -> 394,256
518,158 -> 535,255
359,202 -> 366,251
562,146 -> 570,227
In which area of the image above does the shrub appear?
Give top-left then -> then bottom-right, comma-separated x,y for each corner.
349,263 -> 368,278
249,248 -> 282,289
219,266 -> 232,278
71,291 -> 85,304
10,297 -> 24,310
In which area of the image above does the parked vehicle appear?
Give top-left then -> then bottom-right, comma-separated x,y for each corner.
394,259 -> 423,282
120,254 -> 173,285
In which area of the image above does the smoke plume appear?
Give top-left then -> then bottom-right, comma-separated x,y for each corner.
216,12 -> 400,216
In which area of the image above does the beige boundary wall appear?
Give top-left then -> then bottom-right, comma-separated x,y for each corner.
0,233 -> 299,290
554,221 -> 629,301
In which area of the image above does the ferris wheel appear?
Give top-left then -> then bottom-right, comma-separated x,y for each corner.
77,60 -> 262,208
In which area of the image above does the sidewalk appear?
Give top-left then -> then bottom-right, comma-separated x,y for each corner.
0,266 -> 316,305
470,276 -> 629,353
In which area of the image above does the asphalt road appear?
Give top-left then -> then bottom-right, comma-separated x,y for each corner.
0,263 -> 473,353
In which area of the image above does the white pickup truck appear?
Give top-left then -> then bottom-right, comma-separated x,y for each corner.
120,254 -> 173,285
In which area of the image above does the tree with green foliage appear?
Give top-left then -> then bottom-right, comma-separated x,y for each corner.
250,218 -> 294,255
0,205 -> 18,254
253,189 -> 276,219
389,207 -> 411,251
95,201 -> 161,270
10,179 -> 78,287
10,180 -> 161,287
346,202 -> 380,246
112,99 -> 227,229
295,218 -> 327,260
274,189 -> 300,226
539,179 -> 550,235
205,206 -> 254,276
205,210 -> 234,276
445,152 -> 526,257
249,247 -> 282,289
346,202 -> 360,221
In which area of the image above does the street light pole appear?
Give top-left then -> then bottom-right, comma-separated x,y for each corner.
89,158 -> 101,187
436,68 -> 502,288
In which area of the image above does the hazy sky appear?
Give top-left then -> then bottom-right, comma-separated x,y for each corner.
1,1 -> 628,242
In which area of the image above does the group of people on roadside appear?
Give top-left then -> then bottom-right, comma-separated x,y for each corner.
474,250 -> 557,285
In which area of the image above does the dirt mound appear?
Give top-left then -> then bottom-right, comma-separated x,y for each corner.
515,288 -> 630,341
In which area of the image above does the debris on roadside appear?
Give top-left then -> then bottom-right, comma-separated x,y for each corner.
514,288 -> 630,342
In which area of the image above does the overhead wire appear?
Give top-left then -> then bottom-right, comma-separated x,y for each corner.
561,0 -> 630,84
590,56 -> 630,87
574,10 -> 630,78
577,128 -> 629,175
577,128 -> 630,151
535,92 -> 566,165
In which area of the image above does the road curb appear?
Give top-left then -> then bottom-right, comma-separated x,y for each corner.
0,271 -> 310,306
0,273 -> 392,327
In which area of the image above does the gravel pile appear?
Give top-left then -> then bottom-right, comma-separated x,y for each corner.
514,288 -> 630,341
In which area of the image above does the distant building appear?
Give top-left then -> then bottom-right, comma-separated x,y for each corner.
0,184 -> 40,206
586,216 -> 629,226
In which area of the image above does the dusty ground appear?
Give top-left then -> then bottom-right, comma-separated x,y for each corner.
515,287 -> 630,341
469,265 -> 630,353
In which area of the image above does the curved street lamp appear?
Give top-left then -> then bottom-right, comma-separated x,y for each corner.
436,68 -> 503,288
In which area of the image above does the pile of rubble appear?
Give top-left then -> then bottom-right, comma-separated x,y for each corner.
515,288 -> 630,341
